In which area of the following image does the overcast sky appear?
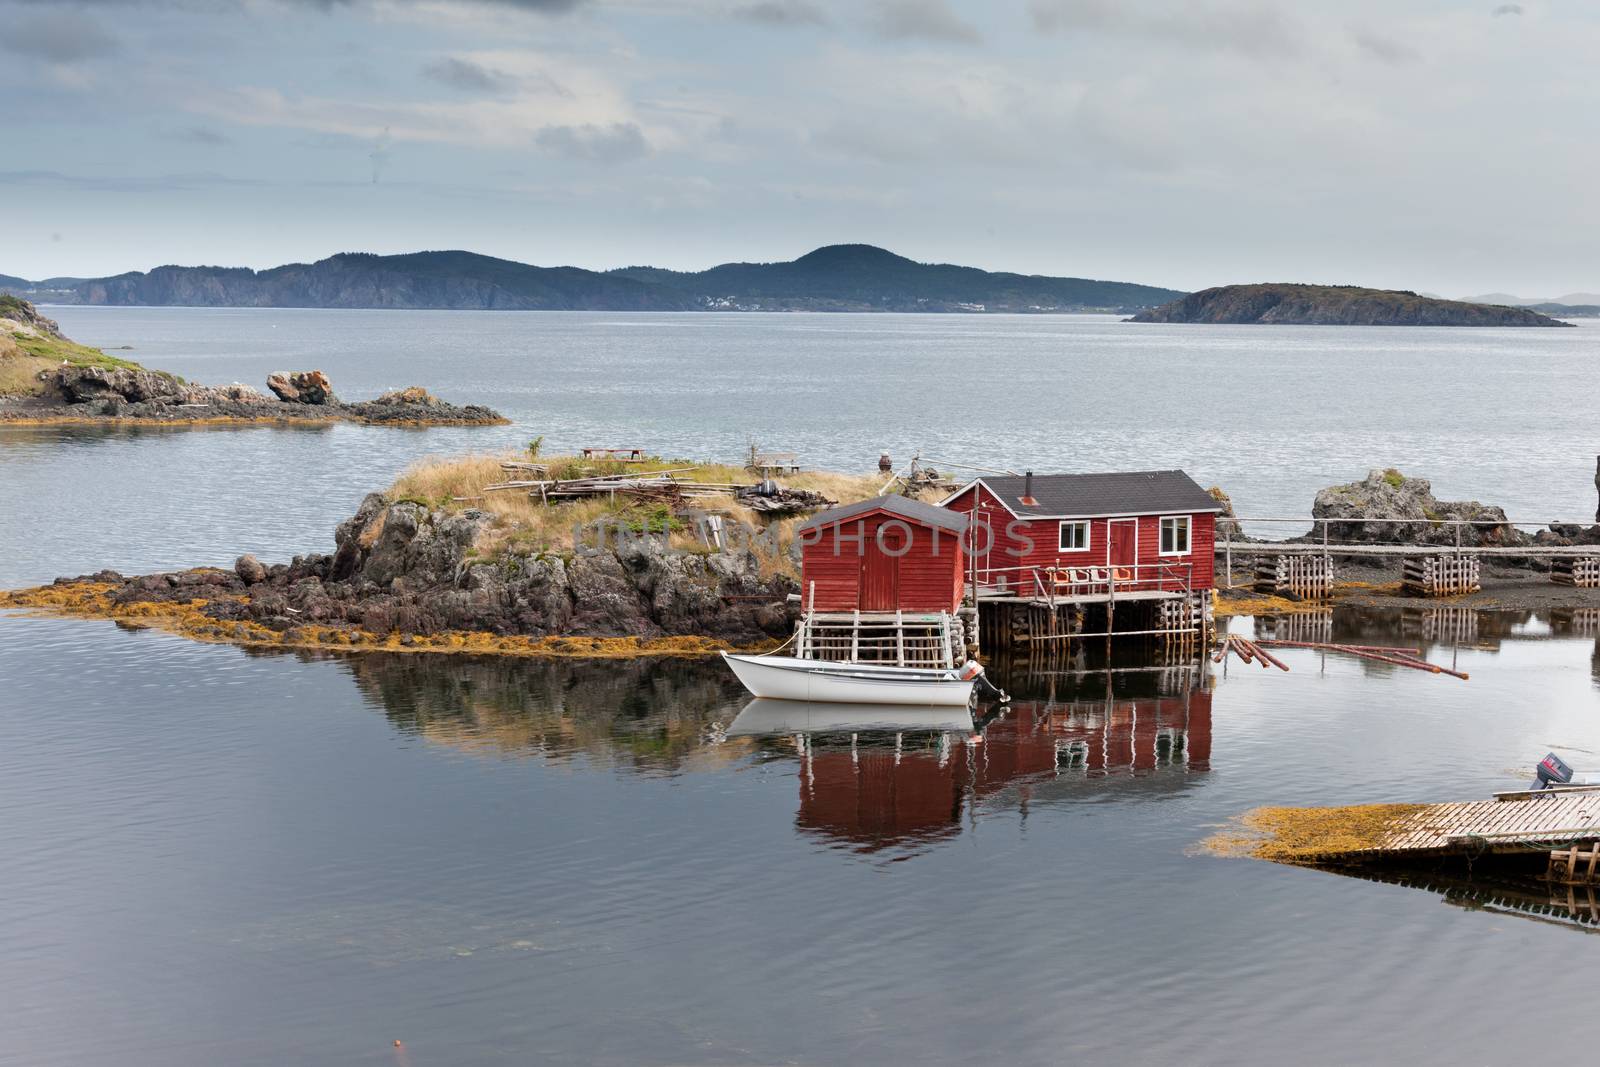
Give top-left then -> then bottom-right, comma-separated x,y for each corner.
2,0 -> 1594,295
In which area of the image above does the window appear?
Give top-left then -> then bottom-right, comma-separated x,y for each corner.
1160,516 -> 1191,555
1058,520 -> 1090,552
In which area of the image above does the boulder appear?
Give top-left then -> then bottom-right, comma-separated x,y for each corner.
372,386 -> 435,406
234,554 -> 268,584
1312,469 -> 1520,547
266,370 -> 336,405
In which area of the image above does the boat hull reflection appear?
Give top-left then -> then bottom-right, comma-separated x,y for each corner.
728,698 -> 976,736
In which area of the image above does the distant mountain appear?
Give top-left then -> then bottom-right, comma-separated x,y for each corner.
0,245 -> 1181,313
0,251 -> 692,311
1130,284 -> 1572,327
1462,291 -> 1600,307
1531,302 -> 1600,318
607,244 -> 1180,312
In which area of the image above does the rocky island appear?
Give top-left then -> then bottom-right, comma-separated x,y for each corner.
0,297 -> 505,427
1129,283 -> 1572,326
0,453 -> 887,656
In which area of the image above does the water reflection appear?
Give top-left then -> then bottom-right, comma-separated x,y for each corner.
337,651 -> 748,773
1248,605 -> 1600,687
1311,865 -> 1600,935
726,667 -> 1212,857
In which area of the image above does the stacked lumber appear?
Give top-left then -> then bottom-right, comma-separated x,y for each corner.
1551,557 -> 1600,588
1402,554 -> 1480,596
1253,555 -> 1334,599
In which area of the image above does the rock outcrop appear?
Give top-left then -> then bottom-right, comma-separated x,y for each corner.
1311,470 -> 1521,546
55,365 -> 185,404
68,494 -> 797,647
22,366 -> 503,426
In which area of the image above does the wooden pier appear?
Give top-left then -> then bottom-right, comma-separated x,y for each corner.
1279,789 -> 1600,863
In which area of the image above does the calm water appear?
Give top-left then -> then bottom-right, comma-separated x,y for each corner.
5,311 -> 1600,1064
2,608 -> 1600,1065
1,308 -> 1596,586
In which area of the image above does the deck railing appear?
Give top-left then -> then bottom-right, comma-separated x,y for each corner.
974,558 -> 1196,605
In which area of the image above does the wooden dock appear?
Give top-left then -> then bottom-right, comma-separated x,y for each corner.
1308,789 -> 1600,861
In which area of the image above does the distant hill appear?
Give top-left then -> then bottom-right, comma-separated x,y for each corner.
1130,284 -> 1573,327
1531,302 -> 1600,318
0,245 -> 1180,313
1463,291 -> 1600,307
607,244 -> 1180,312
1,251 -> 693,311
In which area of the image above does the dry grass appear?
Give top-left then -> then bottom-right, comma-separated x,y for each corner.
388,450 -> 891,560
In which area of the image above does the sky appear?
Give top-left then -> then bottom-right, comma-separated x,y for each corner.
2,0 -> 1596,296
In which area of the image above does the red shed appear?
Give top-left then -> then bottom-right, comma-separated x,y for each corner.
797,495 -> 969,614
940,469 -> 1220,599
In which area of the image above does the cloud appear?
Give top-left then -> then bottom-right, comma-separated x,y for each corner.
2,11 -> 119,64
535,122 -> 649,163
423,56 -> 519,94
1028,0 -> 1301,57
1351,28 -> 1419,64
731,1 -> 829,26
168,125 -> 232,146
369,126 -> 393,183
11,0 -> 586,11
1492,3 -> 1523,14
870,0 -> 981,44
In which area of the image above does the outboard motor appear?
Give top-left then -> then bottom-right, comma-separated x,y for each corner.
1530,751 -> 1575,792
958,661 -> 1011,704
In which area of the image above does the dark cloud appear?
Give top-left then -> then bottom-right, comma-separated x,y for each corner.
870,0 -> 981,44
535,122 -> 649,164
423,57 -> 518,94
2,11 -> 119,63
732,1 -> 829,26
1492,3 -> 1523,14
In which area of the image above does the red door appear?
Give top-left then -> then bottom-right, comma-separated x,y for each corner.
1108,520 -> 1137,568
860,525 -> 901,610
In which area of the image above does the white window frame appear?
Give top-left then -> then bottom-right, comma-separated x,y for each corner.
1159,515 -> 1192,556
1058,520 -> 1091,553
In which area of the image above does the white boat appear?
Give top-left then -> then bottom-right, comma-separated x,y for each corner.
728,698 -> 975,736
720,652 -> 977,706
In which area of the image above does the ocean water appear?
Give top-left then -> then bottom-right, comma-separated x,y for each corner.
5,309 -> 1600,1065
1,307 -> 1596,587
1,610 -> 1598,1066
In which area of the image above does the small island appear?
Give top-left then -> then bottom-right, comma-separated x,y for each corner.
0,296 -> 506,427
1129,283 -> 1573,327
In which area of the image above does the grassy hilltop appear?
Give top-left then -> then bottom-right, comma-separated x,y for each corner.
0,295 -> 145,397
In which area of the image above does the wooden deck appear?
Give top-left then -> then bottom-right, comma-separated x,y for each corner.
1336,790 -> 1600,859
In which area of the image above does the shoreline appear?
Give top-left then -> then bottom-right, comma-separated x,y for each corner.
0,577 -> 771,659
0,408 -> 511,429
11,567 -> 1600,663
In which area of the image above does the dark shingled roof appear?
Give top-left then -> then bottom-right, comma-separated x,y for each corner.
958,470 -> 1222,518
797,494 -> 970,534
